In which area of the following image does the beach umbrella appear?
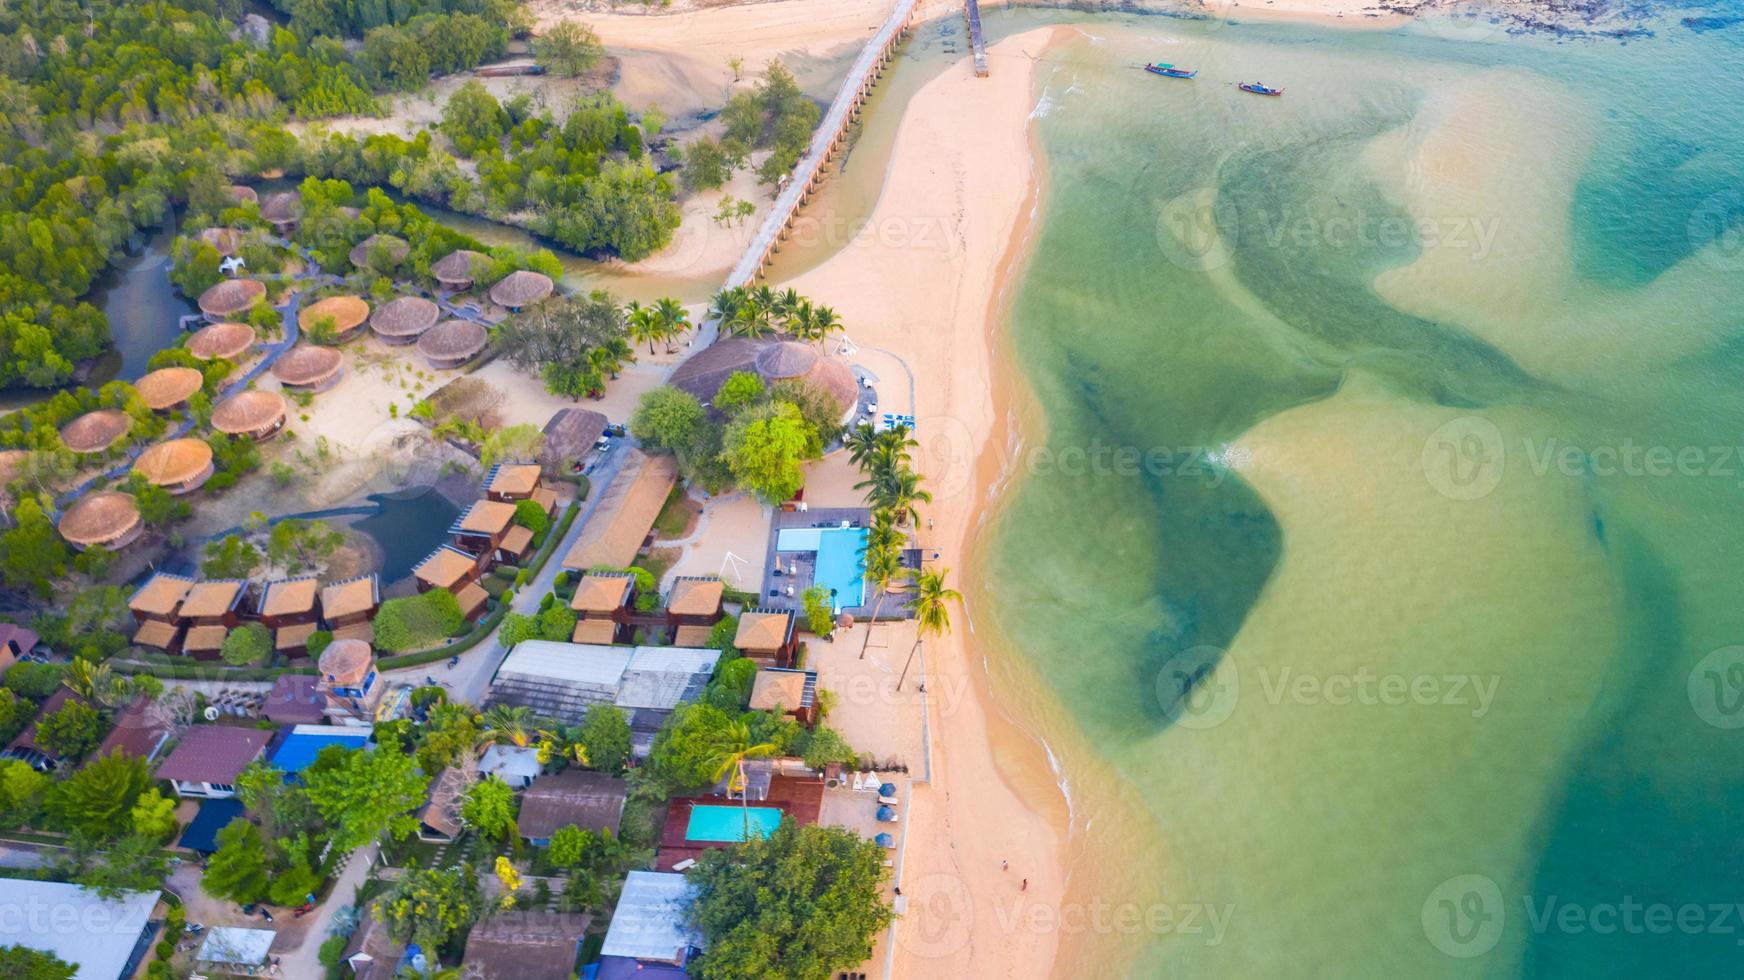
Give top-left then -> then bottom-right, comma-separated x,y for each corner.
836,613 -> 855,631
876,806 -> 896,822
875,833 -> 895,848
879,782 -> 897,797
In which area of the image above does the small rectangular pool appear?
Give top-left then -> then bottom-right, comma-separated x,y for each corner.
686,804 -> 783,842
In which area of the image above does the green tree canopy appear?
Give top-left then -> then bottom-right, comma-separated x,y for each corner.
533,20 -> 604,77
303,744 -> 429,855
459,775 -> 517,842
220,623 -> 273,667
35,699 -> 106,761
376,866 -> 482,953
204,819 -> 270,904
578,704 -> 631,774
0,944 -> 75,979
720,401 -> 814,505
48,750 -> 149,839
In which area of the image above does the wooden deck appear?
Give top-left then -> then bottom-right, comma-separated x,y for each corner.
655,777 -> 825,871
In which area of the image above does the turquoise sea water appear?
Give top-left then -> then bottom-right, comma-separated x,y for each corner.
685,804 -> 784,842
974,6 -> 1744,976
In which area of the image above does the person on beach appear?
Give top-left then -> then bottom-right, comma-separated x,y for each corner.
1022,878 -> 1029,892
1002,860 -> 1008,871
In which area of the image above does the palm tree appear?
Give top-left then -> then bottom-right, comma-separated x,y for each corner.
898,568 -> 961,690
477,704 -> 540,749
64,659 -> 118,705
857,466 -> 932,526
843,423 -> 882,469
810,305 -> 842,349
858,513 -> 908,659
708,287 -> 745,326
773,287 -> 803,326
625,300 -> 658,355
787,299 -> 816,343
703,717 -> 778,838
868,425 -> 918,474
653,297 -> 690,352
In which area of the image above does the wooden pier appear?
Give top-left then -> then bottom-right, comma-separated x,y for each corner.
965,0 -> 989,77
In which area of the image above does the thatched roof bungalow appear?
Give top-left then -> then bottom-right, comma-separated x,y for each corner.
670,337 -> 858,420
135,367 -> 204,412
260,191 -> 300,229
132,438 -> 215,494
348,234 -> 410,271
227,185 -> 258,206
370,296 -> 440,345
59,409 -> 130,454
187,322 -> 256,362
431,249 -> 490,290
540,407 -> 608,475
210,390 -> 287,440
196,228 -> 241,257
198,278 -> 266,321
57,492 -> 143,551
299,295 -> 370,343
271,345 -> 343,391
417,320 -> 488,370
560,451 -> 677,571
488,270 -> 553,310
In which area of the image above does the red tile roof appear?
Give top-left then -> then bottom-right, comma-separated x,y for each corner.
155,726 -> 271,784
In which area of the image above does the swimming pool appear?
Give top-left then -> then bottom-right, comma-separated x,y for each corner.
776,526 -> 868,611
686,804 -> 784,842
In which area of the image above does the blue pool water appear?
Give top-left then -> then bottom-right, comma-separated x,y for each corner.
814,527 -> 869,611
686,804 -> 783,842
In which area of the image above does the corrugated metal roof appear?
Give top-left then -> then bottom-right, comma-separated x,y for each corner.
600,871 -> 702,963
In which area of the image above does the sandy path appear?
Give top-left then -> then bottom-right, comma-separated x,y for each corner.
784,27 -> 1072,979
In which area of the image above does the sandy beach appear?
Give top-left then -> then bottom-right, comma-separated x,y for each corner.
780,27 -> 1078,977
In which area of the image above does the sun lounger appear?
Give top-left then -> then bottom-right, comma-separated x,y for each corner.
878,794 -> 899,806
671,859 -> 696,871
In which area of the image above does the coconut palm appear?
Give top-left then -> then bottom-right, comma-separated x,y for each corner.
653,297 -> 690,352
787,299 -> 816,343
857,465 -> 932,526
843,424 -> 882,469
626,300 -> 658,355
898,567 -> 961,690
809,305 -> 842,349
477,704 -> 541,749
708,287 -> 745,326
773,287 -> 803,325
63,658 -> 119,705
858,513 -> 908,660
703,717 -> 779,838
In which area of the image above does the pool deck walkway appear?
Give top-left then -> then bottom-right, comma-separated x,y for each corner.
655,776 -> 824,871
758,506 -> 886,617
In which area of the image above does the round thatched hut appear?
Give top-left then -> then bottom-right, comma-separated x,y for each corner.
417,320 -> 489,370
431,250 -> 489,290
135,367 -> 205,412
132,439 -> 215,494
198,279 -> 267,321
59,409 -> 131,455
670,337 -> 860,421
227,185 -> 259,206
196,228 -> 242,257
319,638 -> 374,686
211,390 -> 288,441
271,344 -> 344,391
260,191 -> 300,229
187,321 -> 256,362
488,270 -> 553,310
349,234 -> 410,271
58,491 -> 143,551
299,295 -> 371,343
370,296 -> 440,344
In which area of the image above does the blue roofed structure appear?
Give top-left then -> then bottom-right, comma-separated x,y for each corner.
269,724 -> 371,775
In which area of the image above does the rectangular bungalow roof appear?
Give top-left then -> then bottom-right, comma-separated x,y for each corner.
417,762 -> 476,840
0,881 -> 159,980
6,689 -> 81,760
500,524 -> 534,556
570,571 -> 634,614
486,462 -> 542,497
333,622 -> 374,643
340,907 -> 406,980
674,623 -> 716,647
269,724 -> 370,774
667,577 -> 725,617
156,726 -> 271,785
320,575 -> 380,620
415,545 -> 478,591
516,769 -> 626,840
616,646 -> 722,711
132,619 -> 182,650
96,699 -> 173,761
749,667 -> 818,712
735,609 -> 795,652
130,572 -> 195,618
463,911 -> 593,979
453,498 -> 517,537
561,450 -> 677,571
261,577 -> 320,618
571,618 -> 618,644
600,871 -> 702,964
183,624 -> 228,655
178,580 -> 246,620
275,621 -> 319,652
197,927 -> 276,966
478,744 -> 543,782
532,486 -> 558,515
456,582 -> 490,620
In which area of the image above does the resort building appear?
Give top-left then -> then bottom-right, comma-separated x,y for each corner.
195,928 -> 278,974
369,295 -> 440,345
210,389 -> 287,441
263,674 -> 328,726
320,574 -> 380,642
268,724 -> 371,774
598,872 -> 702,976
57,490 -> 143,551
560,450 -> 678,571
0,881 -> 160,980
416,761 -> 476,843
0,624 -> 39,675
540,407 -> 608,476
749,667 -> 820,727
484,461 -> 558,514
413,544 -> 492,621
669,337 -> 859,423
132,438 -> 215,494
569,571 -> 636,645
259,576 -> 322,655
259,191 -> 300,231
417,319 -> 489,370
484,641 -> 721,740
59,408 -> 130,455
339,906 -> 411,980
451,498 -> 531,566
187,321 -> 256,362
157,725 -> 272,798
129,572 -> 194,652
270,344 -> 344,391
461,911 -> 590,980
3,690 -> 89,771
198,278 -> 267,322
431,249 -> 489,291
734,609 -> 799,667
300,295 -> 371,344
666,576 -> 726,645
179,579 -> 247,628
478,744 -> 542,789
197,227 -> 241,257
516,769 -> 627,846
135,366 -> 205,413
316,638 -> 382,724
94,698 -> 173,764
349,234 -> 409,272
181,625 -> 227,660
488,269 -> 554,311
228,185 -> 258,206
